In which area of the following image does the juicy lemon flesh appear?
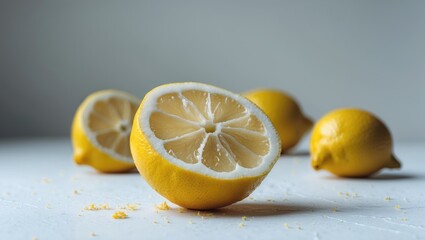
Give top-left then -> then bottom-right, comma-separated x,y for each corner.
72,90 -> 139,173
243,89 -> 312,153
150,90 -> 270,172
88,97 -> 138,158
130,84 -> 281,209
310,108 -> 401,178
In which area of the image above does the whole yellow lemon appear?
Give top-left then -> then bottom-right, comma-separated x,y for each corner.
310,108 -> 401,177
243,89 -> 313,153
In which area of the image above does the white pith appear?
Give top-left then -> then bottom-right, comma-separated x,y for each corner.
139,82 -> 281,179
82,90 -> 140,163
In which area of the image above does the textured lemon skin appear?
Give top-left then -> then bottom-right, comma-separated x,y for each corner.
310,108 -> 401,178
243,89 -> 312,153
71,91 -> 135,173
130,90 -> 280,210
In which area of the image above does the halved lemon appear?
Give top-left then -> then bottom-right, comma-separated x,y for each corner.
72,90 -> 140,173
130,83 -> 281,209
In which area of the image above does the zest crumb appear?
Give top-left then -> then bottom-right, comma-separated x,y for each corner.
73,190 -> 80,195
331,207 -> 338,213
394,204 -> 401,210
45,204 -> 52,209
284,223 -> 290,229
239,223 -> 245,228
99,204 -> 110,209
385,196 -> 391,201
112,211 -> 127,219
197,211 -> 214,218
177,208 -> 185,213
155,202 -> 170,211
242,216 -> 248,221
32,237 -> 38,240
84,203 -> 110,211
120,204 -> 139,211
90,232 -> 96,237
153,220 -> 158,224
85,203 -> 97,210
189,219 -> 194,224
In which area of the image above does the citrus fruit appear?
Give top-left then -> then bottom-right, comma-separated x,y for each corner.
243,89 -> 313,153
310,108 -> 401,177
71,90 -> 140,173
130,82 -> 281,209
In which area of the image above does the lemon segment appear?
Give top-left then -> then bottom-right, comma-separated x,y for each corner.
130,83 -> 281,209
310,108 -> 401,177
71,90 -> 140,173
243,89 -> 313,153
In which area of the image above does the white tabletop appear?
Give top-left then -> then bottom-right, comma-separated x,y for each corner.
1,138 -> 424,240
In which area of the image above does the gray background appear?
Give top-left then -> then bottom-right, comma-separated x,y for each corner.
1,0 -> 424,141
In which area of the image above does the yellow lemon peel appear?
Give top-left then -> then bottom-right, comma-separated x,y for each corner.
311,108 -> 401,177
243,89 -> 312,152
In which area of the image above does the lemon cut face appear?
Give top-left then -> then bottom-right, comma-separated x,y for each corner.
131,83 -> 281,209
140,84 -> 280,178
84,92 -> 139,161
72,90 -> 140,173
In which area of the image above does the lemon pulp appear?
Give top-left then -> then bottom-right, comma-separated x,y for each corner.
150,90 -> 271,172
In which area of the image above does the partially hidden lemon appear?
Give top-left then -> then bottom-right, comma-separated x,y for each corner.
72,90 -> 140,173
243,89 -> 313,153
310,108 -> 401,177
130,82 -> 281,210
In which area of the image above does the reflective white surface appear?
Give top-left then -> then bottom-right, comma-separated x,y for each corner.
1,138 -> 424,239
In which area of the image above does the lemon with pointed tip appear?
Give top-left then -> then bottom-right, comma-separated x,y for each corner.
130,82 -> 281,210
310,108 -> 401,177
71,90 -> 140,173
243,89 -> 313,153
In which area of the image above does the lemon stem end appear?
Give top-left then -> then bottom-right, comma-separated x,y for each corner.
385,155 -> 401,169
303,117 -> 314,134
